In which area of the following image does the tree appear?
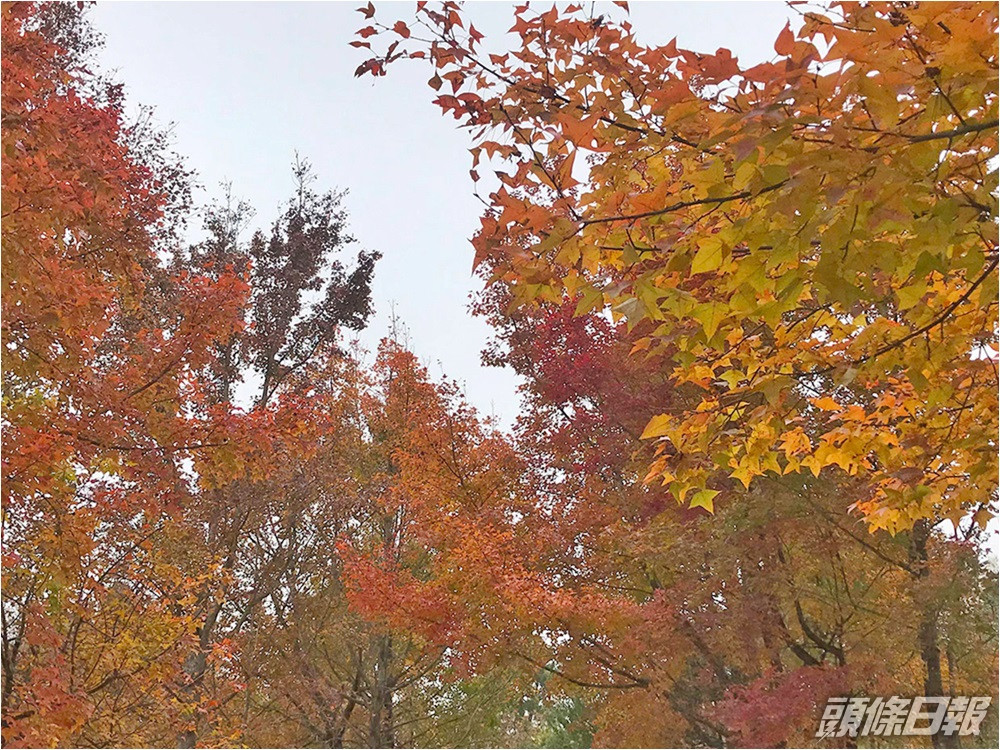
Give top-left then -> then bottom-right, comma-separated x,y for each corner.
355,9 -> 999,741
1,5 -> 364,745
474,293 -> 998,748
355,0 -> 998,534
167,162 -> 378,747
2,2 -> 240,743
194,339 -> 543,748
334,340 -> 542,747
187,158 -> 379,408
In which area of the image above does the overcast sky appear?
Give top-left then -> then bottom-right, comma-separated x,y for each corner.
90,0 -> 797,428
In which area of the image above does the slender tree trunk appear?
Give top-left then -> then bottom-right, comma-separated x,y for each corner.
909,520 -> 960,750
368,636 -> 395,748
324,654 -> 363,748
178,600 -> 222,748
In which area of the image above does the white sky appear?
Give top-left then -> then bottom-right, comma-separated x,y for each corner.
91,0 -> 797,428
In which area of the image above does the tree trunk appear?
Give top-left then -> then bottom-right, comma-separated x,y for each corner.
368,636 -> 395,748
177,601 -> 222,748
909,520 -> 960,750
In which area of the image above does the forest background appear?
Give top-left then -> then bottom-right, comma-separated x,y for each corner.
2,1 -> 998,748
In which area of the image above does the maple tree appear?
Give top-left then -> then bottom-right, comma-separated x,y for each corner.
355,0 -> 998,534
224,340 -> 541,747
2,2 -> 224,742
473,297 -> 997,747
2,4 -> 367,745
352,2 -> 999,747
166,157 -> 378,748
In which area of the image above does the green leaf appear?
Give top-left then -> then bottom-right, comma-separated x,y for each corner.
897,281 -> 926,310
979,270 -> 998,308
689,489 -> 719,513
574,285 -> 603,316
693,301 -> 728,340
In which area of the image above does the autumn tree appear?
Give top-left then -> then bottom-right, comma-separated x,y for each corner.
186,158 -> 379,407
355,0 -> 997,533
473,288 -> 998,748
354,2 -> 999,746
2,1 -> 241,743
1,4 -> 368,745
164,160 -> 378,746
189,339 -> 541,748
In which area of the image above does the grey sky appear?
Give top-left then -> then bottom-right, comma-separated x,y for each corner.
90,0 -> 797,428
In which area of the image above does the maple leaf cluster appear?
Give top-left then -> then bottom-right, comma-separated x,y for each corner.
355,0 -> 998,535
